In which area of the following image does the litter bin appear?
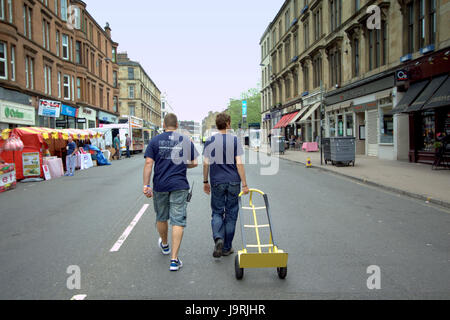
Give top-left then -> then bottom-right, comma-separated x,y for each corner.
271,136 -> 285,155
329,137 -> 355,166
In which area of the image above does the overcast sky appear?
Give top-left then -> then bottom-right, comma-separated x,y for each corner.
86,0 -> 284,123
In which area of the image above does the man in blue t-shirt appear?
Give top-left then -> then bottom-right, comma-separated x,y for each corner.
203,113 -> 249,258
65,136 -> 78,177
143,113 -> 199,271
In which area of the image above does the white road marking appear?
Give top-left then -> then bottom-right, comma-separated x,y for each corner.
110,204 -> 149,252
71,294 -> 87,300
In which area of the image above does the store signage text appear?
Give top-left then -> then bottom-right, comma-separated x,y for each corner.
61,104 -> 78,118
39,100 -> 61,118
353,101 -> 377,112
0,101 -> 35,125
4,107 -> 25,119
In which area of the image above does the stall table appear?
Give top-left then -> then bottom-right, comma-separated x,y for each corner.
302,142 -> 319,152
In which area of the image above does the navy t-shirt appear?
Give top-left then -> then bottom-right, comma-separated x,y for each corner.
203,134 -> 244,185
145,132 -> 199,193
67,142 -> 76,156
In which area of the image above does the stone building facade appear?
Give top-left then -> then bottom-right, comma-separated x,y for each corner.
260,0 -> 450,162
0,0 -> 120,130
117,52 -> 161,131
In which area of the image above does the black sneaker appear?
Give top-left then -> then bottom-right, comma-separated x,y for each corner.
213,238 -> 224,258
222,248 -> 234,256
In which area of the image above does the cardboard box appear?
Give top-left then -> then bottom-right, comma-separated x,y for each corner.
106,147 -> 116,160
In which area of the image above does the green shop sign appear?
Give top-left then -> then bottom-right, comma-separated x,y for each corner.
0,101 -> 35,125
4,107 -> 25,119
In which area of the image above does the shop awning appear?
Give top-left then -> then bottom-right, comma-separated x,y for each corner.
273,111 -> 299,129
288,107 -> 310,124
407,75 -> 448,112
391,80 -> 429,114
423,75 -> 450,111
298,102 -> 321,123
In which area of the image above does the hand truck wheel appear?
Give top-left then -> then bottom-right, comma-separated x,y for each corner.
235,255 -> 244,280
277,267 -> 287,279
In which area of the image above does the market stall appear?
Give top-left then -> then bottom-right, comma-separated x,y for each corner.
0,127 -> 102,181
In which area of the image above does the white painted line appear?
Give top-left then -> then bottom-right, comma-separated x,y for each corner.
71,294 -> 87,300
110,204 -> 149,253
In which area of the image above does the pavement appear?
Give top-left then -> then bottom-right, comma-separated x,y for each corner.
253,144 -> 450,209
0,146 -> 449,300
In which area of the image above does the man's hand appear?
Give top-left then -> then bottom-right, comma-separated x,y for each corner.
143,186 -> 153,198
204,183 -> 211,195
242,185 -> 250,195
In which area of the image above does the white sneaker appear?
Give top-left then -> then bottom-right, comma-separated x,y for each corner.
158,238 -> 171,255
170,258 -> 183,271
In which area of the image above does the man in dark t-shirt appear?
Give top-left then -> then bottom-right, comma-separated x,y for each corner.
143,113 -> 199,272
65,136 -> 78,177
203,113 -> 249,258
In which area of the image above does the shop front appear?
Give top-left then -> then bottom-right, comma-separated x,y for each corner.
37,99 -> 61,128
98,111 -> 118,125
325,72 -> 396,159
0,100 -> 35,129
78,106 -> 97,129
55,104 -> 78,129
393,74 -> 450,164
391,49 -> 450,165
0,88 -> 34,129
297,91 -> 321,142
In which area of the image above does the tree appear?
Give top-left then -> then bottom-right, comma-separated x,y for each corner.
227,87 -> 261,131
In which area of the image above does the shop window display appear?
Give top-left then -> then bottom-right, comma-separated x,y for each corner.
346,114 -> 354,136
329,115 -> 336,137
421,111 -> 435,152
380,107 -> 394,144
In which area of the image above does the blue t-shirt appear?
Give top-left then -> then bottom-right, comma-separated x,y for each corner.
67,142 -> 76,156
145,132 -> 199,193
203,134 -> 244,185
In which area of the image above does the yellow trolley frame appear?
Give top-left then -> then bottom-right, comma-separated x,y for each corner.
235,189 -> 288,280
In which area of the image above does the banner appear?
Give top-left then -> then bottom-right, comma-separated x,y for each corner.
39,100 -> 61,118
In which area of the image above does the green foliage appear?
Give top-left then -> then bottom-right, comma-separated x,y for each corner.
227,88 -> 261,130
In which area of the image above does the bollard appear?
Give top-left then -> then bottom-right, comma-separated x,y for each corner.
306,157 -> 312,168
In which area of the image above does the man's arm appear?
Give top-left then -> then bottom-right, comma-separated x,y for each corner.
236,155 -> 249,195
71,144 -> 78,156
203,156 -> 211,195
143,157 -> 154,197
187,158 -> 198,169
186,141 -> 199,169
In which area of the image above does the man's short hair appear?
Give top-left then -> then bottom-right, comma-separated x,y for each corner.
216,113 -> 231,130
164,113 -> 178,128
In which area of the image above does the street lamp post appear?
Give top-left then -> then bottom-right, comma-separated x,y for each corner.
320,81 -> 324,166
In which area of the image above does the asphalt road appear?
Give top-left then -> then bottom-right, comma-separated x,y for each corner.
0,147 -> 449,300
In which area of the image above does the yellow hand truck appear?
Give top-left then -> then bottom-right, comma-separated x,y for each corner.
235,189 -> 288,280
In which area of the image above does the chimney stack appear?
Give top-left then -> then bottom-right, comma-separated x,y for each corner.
105,22 -> 111,38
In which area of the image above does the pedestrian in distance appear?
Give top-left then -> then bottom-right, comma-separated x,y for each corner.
113,134 -> 121,160
143,113 -> 199,271
125,133 -> 132,158
65,136 -> 78,177
203,112 -> 250,258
